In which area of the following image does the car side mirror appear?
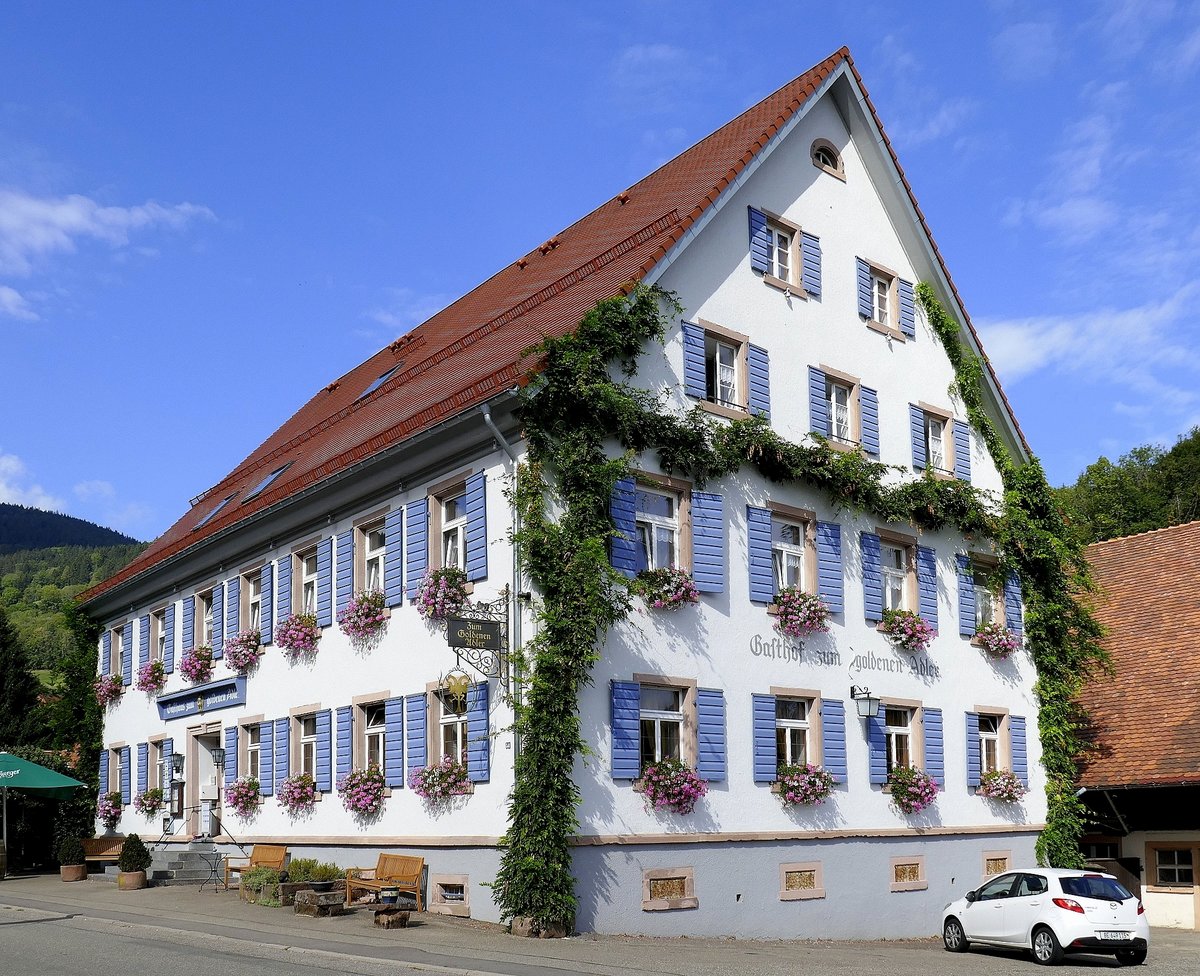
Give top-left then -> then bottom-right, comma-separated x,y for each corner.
965,890 -> 978,903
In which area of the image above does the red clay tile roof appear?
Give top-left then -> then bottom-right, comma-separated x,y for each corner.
1080,522 -> 1200,788
82,46 -> 1025,607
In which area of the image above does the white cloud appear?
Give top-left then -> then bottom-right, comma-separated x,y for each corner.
74,479 -> 116,501
0,450 -> 64,511
364,287 -> 455,334
0,189 -> 214,277
609,44 -> 716,115
991,21 -> 1059,80
891,97 -> 976,147
0,284 -> 36,320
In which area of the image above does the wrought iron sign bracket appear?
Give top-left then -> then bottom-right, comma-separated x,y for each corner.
445,585 -> 511,693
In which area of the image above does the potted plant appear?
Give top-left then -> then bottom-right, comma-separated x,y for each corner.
225,776 -> 262,819
117,833 -> 152,890
224,629 -> 264,673
409,754 -> 471,804
977,768 -> 1027,802
337,589 -> 389,649
307,861 -> 342,893
94,674 -> 123,708
133,787 -> 164,818
880,608 -> 936,653
135,659 -> 166,695
179,645 -> 213,684
337,765 -> 386,818
638,756 -> 708,814
774,587 -> 832,638
632,567 -> 700,610
416,567 -> 470,620
974,621 -> 1020,659
240,865 -> 282,906
276,612 -> 321,658
58,837 -> 87,882
887,765 -> 937,815
97,791 -> 122,832
277,772 -> 318,815
774,763 -> 836,806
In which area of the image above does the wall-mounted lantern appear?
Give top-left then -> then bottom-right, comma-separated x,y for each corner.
850,684 -> 881,719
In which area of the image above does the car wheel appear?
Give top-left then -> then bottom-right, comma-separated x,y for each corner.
943,917 -> 970,953
1031,926 -> 1064,965
1115,949 -> 1147,966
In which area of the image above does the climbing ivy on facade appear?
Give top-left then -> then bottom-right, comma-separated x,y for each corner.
491,283 -> 1104,930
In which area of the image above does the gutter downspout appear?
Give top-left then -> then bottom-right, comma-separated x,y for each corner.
480,403 -> 524,760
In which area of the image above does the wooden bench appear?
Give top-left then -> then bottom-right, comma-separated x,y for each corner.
223,844 -> 288,890
345,854 -> 424,910
82,837 -> 125,865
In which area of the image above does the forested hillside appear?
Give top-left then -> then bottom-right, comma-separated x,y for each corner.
0,502 -> 140,552
1056,427 -> 1200,544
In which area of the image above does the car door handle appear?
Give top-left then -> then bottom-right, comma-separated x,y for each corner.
1030,900 -> 1041,906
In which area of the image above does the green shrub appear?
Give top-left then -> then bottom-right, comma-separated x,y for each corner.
117,834 -> 152,873
57,836 -> 85,866
309,861 -> 341,883
285,857 -> 318,883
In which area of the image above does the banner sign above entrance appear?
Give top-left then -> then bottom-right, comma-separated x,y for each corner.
156,676 -> 247,722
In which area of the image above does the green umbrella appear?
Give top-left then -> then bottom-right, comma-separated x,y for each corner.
0,752 -> 86,878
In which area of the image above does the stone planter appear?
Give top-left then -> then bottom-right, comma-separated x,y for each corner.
511,915 -> 573,939
60,864 -> 87,882
117,870 -> 147,890
239,879 -> 280,905
279,879 -> 345,907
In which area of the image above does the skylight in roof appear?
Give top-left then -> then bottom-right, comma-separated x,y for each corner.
359,363 -> 402,400
194,493 -> 237,530
242,462 -> 292,503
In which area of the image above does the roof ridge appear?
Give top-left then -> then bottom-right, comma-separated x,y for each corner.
1086,519 -> 1200,549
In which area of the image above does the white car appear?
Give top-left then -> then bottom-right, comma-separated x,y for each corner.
942,867 -> 1149,965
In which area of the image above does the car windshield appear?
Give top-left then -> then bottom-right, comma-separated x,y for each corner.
1059,875 -> 1133,901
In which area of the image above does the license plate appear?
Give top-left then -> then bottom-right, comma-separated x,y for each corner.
1098,931 -> 1133,940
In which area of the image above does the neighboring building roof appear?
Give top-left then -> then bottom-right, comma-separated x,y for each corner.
1080,521 -> 1200,789
82,46 -> 1025,609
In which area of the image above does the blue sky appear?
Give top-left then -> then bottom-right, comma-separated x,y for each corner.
1,1 -> 1197,540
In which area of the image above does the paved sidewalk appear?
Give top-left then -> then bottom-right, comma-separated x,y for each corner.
1,873 -> 1198,976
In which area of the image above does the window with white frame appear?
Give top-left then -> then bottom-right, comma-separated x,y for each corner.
1156,849 -> 1193,886
811,139 -> 843,179
363,520 -> 386,592
775,698 -> 810,768
438,691 -> 467,763
882,543 -> 908,611
872,271 -> 891,325
973,566 -> 998,628
772,517 -> 806,593
117,747 -> 129,793
298,548 -> 318,614
639,685 -> 683,769
299,714 -> 317,778
246,572 -> 262,631
441,489 -> 468,571
198,590 -> 214,645
925,414 -> 949,473
364,702 -> 386,771
246,725 -> 261,780
768,222 -> 793,283
111,626 -> 124,676
635,486 -> 679,573
704,334 -> 739,408
884,707 -> 912,773
151,741 -> 165,790
827,379 -> 853,445
151,609 -> 166,663
979,714 -> 1001,776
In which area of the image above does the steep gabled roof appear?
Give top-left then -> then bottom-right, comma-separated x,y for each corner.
1079,522 -> 1200,789
83,46 -> 1025,608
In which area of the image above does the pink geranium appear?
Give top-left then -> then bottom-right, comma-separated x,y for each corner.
640,757 -> 708,814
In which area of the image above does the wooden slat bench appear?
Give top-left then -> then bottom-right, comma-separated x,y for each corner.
345,854 -> 424,910
82,837 -> 125,865
223,844 -> 288,890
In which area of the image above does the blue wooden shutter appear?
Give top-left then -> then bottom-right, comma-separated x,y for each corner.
800,231 -> 821,296
1011,715 -> 1029,786
138,614 -> 150,668
696,687 -> 726,782
681,321 -> 705,400
465,471 -> 488,582
808,367 -> 828,436
917,545 -> 938,630
467,681 -> 490,783
405,693 -> 427,775
225,577 -> 239,640
316,537 -> 333,628
121,621 -> 133,685
336,706 -> 353,781
924,707 -> 944,788
748,344 -> 771,420
336,529 -> 353,615
98,749 -> 109,795
383,508 -> 405,607
855,257 -> 873,318
275,556 -> 292,622
274,717 -> 289,792
910,405 -> 927,471
752,693 -> 776,783
315,709 -> 332,792
259,564 -> 273,645
610,680 -> 641,780
610,477 -> 639,579
748,206 -> 771,273
957,555 -> 976,637
966,712 -> 981,788
405,498 -> 428,600
258,722 -> 274,795
384,698 -> 404,787
1005,573 -> 1024,638
164,603 -> 175,673
119,745 -> 131,804
816,521 -> 843,615
861,532 -> 883,622
954,420 -> 971,482
691,491 -> 724,593
821,699 -> 847,783
868,715 -> 887,784
137,742 -> 148,794
898,278 -> 916,338
211,583 -> 224,658
224,726 -> 238,787
182,595 -> 195,649
860,386 -> 880,456
101,631 -> 111,674
746,506 -> 774,603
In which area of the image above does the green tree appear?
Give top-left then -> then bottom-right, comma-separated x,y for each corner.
0,604 -> 46,744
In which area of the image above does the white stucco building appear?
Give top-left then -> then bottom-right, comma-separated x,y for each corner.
82,47 -> 1042,938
